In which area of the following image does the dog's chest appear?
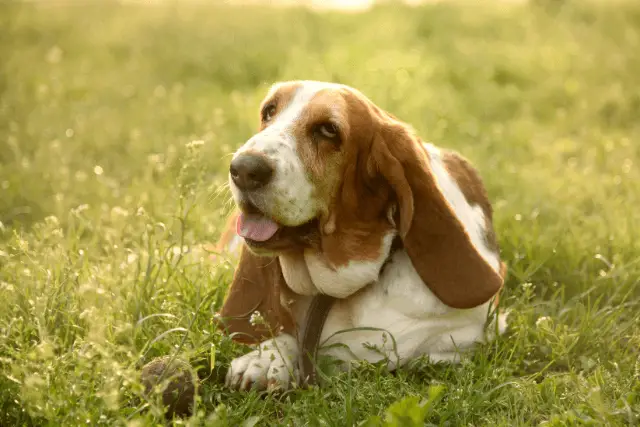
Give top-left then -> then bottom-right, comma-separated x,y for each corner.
305,250 -> 493,367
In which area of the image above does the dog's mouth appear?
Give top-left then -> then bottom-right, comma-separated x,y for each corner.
235,202 -> 319,251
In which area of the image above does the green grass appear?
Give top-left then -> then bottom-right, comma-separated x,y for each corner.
2,0 -> 640,425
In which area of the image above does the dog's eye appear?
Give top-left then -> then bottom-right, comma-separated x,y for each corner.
315,122 -> 339,140
262,104 -> 276,122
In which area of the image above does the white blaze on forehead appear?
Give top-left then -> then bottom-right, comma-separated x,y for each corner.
423,143 -> 501,273
238,80 -> 347,155
261,80 -> 345,139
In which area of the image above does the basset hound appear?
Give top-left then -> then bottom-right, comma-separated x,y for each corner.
214,80 -> 509,391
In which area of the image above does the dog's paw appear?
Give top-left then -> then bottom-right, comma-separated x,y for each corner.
225,334 -> 299,392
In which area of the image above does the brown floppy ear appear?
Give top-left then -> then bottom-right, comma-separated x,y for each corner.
371,121 -> 504,309
216,244 -> 294,345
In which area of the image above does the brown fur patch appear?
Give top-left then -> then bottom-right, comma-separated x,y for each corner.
215,214 -> 321,343
293,91 -> 348,176
442,151 -> 500,253
291,90 -> 349,234
216,244 -> 295,345
315,89 -> 397,267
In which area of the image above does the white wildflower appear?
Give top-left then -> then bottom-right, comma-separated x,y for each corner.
536,316 -> 552,328
44,215 -> 59,226
249,311 -> 264,326
17,238 -> 29,252
73,204 -> 89,214
186,139 -> 205,150
111,206 -> 129,217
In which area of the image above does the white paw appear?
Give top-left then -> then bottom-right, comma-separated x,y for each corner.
225,334 -> 299,392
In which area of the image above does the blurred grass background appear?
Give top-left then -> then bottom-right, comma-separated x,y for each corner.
1,0 -> 640,425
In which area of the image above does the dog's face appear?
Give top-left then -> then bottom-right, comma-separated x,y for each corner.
229,81 -> 378,255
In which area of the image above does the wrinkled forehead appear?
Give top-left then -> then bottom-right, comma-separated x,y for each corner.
259,80 -> 354,129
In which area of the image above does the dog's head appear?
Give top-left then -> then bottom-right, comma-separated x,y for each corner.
229,81 -> 354,255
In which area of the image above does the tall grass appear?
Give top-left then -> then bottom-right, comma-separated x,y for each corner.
1,0 -> 639,425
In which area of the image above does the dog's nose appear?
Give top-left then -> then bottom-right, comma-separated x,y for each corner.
230,153 -> 274,191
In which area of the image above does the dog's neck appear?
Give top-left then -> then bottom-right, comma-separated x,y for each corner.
278,235 -> 403,298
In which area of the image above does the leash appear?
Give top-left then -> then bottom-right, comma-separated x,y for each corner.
297,293 -> 335,387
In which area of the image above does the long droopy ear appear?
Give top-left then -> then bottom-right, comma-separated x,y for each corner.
216,244 -> 294,345
371,121 -> 504,309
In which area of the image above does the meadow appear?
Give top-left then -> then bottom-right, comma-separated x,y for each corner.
1,0 -> 640,425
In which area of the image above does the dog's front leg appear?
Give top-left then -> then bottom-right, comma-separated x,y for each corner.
225,334 -> 299,392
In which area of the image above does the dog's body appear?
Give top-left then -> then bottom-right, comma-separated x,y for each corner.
215,81 -> 508,391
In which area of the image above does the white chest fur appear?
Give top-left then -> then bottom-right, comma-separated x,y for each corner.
307,250 -> 508,368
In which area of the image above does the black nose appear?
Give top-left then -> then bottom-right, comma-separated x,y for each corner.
230,153 -> 274,191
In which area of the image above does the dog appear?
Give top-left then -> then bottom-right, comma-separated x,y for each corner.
214,80 -> 508,391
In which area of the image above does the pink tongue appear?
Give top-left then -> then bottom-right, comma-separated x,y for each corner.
236,213 -> 280,242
